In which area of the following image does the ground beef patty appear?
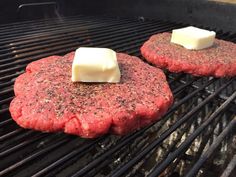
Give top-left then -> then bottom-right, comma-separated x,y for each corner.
141,32 -> 236,77
10,52 -> 173,138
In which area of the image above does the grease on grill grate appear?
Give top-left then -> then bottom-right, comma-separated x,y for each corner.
0,15 -> 236,177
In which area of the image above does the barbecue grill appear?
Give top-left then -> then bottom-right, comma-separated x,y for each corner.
0,1 -> 236,177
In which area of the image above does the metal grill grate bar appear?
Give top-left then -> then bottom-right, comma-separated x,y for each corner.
0,15 -> 87,29
149,90 -> 236,177
185,115 -> 236,177
220,154 -> 236,177
0,22 -> 176,67
0,24 -> 180,77
0,135 -> 71,176
0,129 -> 24,141
0,133 -> 47,158
0,16 -> 134,42
108,78 -> 234,177
31,137 -> 103,177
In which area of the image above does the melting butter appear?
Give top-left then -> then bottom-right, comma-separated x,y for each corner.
72,47 -> 121,83
171,26 -> 216,50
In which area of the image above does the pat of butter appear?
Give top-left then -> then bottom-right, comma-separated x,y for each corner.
72,47 -> 121,83
171,26 -> 216,50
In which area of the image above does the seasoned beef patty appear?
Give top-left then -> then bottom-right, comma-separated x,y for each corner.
10,52 -> 173,138
141,32 -> 236,77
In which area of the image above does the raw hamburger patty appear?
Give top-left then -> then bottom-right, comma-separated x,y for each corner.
141,32 -> 236,77
10,52 -> 173,138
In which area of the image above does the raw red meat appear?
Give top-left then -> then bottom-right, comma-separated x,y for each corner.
10,52 -> 173,138
141,32 -> 236,77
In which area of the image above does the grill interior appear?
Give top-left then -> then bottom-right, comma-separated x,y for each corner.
0,15 -> 236,177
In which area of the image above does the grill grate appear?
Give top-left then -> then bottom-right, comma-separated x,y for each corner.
0,15 -> 236,177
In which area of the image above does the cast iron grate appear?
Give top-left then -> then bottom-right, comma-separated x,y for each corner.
0,15 -> 235,177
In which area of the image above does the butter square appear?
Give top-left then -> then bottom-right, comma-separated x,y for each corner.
72,47 -> 121,83
171,26 -> 216,50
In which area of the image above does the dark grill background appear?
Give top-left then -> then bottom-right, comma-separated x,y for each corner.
0,15 -> 236,177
